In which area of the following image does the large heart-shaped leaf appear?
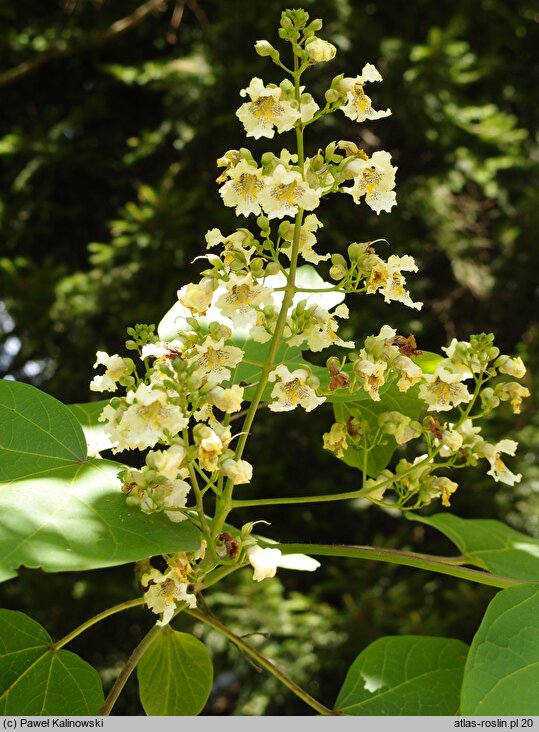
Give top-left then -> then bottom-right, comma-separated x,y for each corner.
0,380 -> 200,582
461,584 -> 539,714
138,627 -> 213,715
409,513 -> 539,581
0,609 -> 104,715
335,635 -> 468,715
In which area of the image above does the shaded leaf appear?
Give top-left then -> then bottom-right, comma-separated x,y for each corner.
461,584 -> 539,714
138,627 -> 213,715
335,635 -> 468,715
409,513 -> 539,580
0,609 -> 104,715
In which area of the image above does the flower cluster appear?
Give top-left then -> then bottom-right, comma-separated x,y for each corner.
89,7 -> 530,622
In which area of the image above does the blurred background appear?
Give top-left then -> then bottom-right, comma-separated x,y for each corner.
0,0 -> 537,714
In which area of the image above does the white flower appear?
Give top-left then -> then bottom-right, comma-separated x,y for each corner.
337,63 -> 391,122
90,351 -> 133,393
219,159 -> 266,217
192,337 -> 244,384
480,440 -> 522,486
259,165 -> 321,219
236,77 -> 301,139
147,444 -> 188,481
430,476 -> 459,507
215,273 -> 274,326
268,364 -> 325,412
221,457 -> 253,484
208,384 -> 244,413
394,355 -> 424,392
300,93 -> 320,123
100,383 -> 188,452
374,255 -> 422,310
195,426 -> 224,472
281,213 -> 329,264
178,278 -> 214,316
298,305 -> 354,352
247,545 -> 320,582
418,367 -> 473,412
142,559 -> 196,626
306,37 -> 337,63
343,150 -> 397,214
354,359 -> 387,401
497,355 -> 526,379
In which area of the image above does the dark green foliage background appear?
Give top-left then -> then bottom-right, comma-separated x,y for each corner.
1,0 -> 537,715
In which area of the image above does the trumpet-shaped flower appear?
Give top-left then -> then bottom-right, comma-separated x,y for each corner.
343,150 -> 397,214
90,352 -> 134,393
192,337 -> 244,384
236,77 -> 301,139
259,165 -> 321,219
418,366 -> 473,412
337,63 -> 391,122
142,558 -> 196,626
268,364 -> 325,412
219,159 -> 266,217
215,273 -> 274,326
281,213 -> 329,264
480,440 -> 522,486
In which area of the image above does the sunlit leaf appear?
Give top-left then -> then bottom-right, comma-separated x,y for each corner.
409,513 -> 539,580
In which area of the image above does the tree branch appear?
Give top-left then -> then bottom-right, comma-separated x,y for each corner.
0,0 -> 168,88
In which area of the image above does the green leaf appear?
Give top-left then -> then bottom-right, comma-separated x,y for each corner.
409,513 -> 539,580
67,400 -> 115,455
335,636 -> 468,715
461,584 -> 539,714
0,609 -> 104,715
0,380 -> 201,582
138,627 -> 213,715
334,383 -> 425,477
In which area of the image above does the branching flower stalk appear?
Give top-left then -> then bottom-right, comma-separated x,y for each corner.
88,8 -> 530,643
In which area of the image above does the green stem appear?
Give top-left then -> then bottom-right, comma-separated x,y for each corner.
212,58 -> 307,538
232,489 -> 362,508
53,598 -> 145,650
100,623 -> 163,716
274,542 -> 528,589
187,608 -> 338,715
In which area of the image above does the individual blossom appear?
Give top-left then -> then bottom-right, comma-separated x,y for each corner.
301,304 -> 354,352
90,351 -> 134,393
246,545 -> 320,582
215,273 -> 274,326
496,355 -> 526,379
394,355 -> 424,392
221,457 -> 253,485
194,425 -> 225,472
268,364 -> 325,412
379,411 -> 422,445
423,476 -> 459,508
353,358 -> 387,401
207,384 -> 244,413
479,440 -> 522,486
418,365 -> 473,412
100,382 -> 188,452
437,426 -> 464,457
343,150 -> 397,214
497,382 -> 531,414
337,63 -> 391,122
281,214 -> 329,264
259,164 -> 321,219
299,92 -> 320,123
122,469 -> 191,523
322,421 -> 349,458
205,228 -> 256,270
191,336 -> 244,384
236,77 -> 301,139
140,339 -> 185,361
375,255 -> 423,310
219,159 -> 266,217
305,36 -> 337,63
178,278 -> 215,316
142,557 -> 197,626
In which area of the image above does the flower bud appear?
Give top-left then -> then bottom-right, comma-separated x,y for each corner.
265,261 -> 281,276
255,40 -> 275,56
330,264 -> 347,280
305,37 -> 337,63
